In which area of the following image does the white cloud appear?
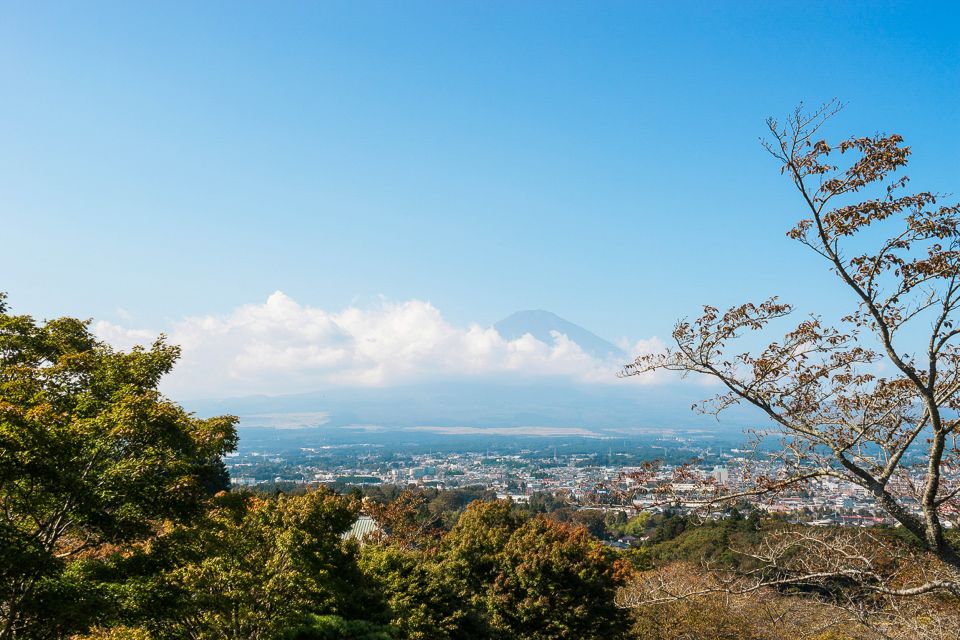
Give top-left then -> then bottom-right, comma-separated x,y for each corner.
94,321 -> 156,348
95,291 -> 669,398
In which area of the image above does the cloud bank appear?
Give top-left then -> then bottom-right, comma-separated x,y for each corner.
95,291 -> 665,398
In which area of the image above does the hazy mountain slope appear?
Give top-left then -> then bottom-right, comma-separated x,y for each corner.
185,380 -> 762,433
183,310 -> 763,434
494,310 -> 624,360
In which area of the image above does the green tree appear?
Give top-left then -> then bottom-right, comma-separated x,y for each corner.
281,615 -> 392,640
615,511 -> 650,538
488,517 -> 632,640
0,294 -> 237,639
72,626 -> 153,640
148,489 -> 361,640
358,544 -> 476,640
441,500 -> 523,606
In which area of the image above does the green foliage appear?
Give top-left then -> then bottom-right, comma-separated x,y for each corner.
0,298 -> 237,639
361,500 -> 633,640
73,626 -> 154,640
488,516 -> 631,640
644,512 -> 770,570
426,485 -> 496,528
612,511 -> 650,537
525,491 -> 567,514
442,500 -> 523,605
281,615 -> 392,640
142,489 -> 361,640
359,545 -> 476,640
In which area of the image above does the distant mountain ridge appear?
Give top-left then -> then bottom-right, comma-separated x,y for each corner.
494,310 -> 624,361
186,380 -> 756,432
183,310 -> 769,434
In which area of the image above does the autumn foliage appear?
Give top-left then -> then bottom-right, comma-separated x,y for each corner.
624,102 -> 960,607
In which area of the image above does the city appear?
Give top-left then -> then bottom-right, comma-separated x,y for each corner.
225,431 -> 934,536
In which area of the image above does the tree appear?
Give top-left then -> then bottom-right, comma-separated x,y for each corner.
366,489 -> 442,548
358,544 -> 475,640
622,562 -> 875,640
441,500 -> 523,605
0,295 -> 237,639
488,516 -> 632,640
147,489 -> 361,640
72,627 -> 154,640
280,615 -> 392,640
623,103 -> 960,601
440,501 -> 633,639
615,511 -> 651,538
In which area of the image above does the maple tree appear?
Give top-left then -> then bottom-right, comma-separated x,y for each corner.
624,102 -> 960,601
0,295 -> 237,639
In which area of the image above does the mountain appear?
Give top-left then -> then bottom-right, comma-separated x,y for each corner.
494,310 -> 625,361
186,380 -> 758,433
183,310 -> 764,435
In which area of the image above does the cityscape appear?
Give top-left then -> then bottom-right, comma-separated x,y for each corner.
226,429 -> 926,534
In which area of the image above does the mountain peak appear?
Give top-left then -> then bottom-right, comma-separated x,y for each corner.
494,310 -> 624,360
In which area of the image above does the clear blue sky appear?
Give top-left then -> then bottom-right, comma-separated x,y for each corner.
2,1 -> 958,343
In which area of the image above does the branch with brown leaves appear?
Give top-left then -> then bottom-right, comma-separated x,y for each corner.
622,102 -> 960,590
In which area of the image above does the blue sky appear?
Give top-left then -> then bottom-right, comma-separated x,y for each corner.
1,1 -> 958,397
